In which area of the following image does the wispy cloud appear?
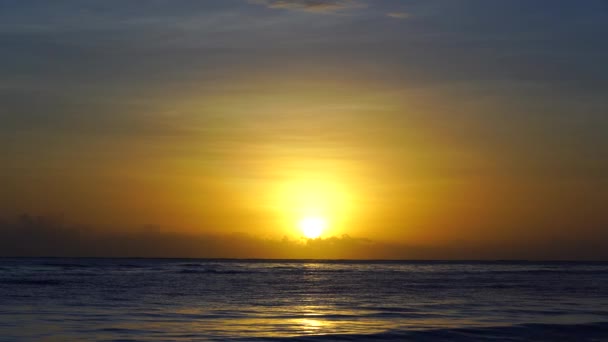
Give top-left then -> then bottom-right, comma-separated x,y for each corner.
248,0 -> 365,13
386,12 -> 410,19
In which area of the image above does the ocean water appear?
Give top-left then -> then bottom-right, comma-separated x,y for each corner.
1,259 -> 607,341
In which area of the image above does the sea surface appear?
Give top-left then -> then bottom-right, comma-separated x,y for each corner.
1,259 -> 607,341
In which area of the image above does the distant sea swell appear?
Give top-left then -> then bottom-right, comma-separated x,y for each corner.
1,258 -> 607,341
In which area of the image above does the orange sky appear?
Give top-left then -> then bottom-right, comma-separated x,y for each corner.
1,0 -> 607,259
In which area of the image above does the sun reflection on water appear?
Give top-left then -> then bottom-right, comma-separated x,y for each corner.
296,318 -> 328,334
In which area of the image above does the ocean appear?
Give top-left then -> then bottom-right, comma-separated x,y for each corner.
1,259 -> 607,341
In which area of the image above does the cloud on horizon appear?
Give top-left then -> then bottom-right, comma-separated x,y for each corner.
1,215 -> 607,260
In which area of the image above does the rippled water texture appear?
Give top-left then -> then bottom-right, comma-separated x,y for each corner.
1,259 -> 607,341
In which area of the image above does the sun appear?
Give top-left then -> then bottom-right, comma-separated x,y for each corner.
298,216 -> 327,239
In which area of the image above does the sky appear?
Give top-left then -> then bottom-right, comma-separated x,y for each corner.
1,0 -> 607,259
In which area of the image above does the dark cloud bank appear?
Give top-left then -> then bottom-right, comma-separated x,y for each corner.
1,215 -> 606,260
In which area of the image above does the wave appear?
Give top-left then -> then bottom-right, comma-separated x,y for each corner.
243,322 -> 608,342
178,268 -> 255,274
0,278 -> 64,286
41,262 -> 91,268
466,269 -> 608,275
40,262 -> 150,268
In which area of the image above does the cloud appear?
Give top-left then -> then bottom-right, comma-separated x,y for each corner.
0,214 -> 400,259
386,12 -> 411,19
248,0 -> 365,13
1,215 -> 608,260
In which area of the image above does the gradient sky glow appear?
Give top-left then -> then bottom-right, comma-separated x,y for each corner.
1,0 -> 607,259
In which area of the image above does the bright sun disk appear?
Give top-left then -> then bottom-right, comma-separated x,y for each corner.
298,216 -> 327,239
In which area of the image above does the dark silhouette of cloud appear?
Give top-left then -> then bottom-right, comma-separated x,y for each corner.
0,214 -> 397,259
1,215 -> 606,260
